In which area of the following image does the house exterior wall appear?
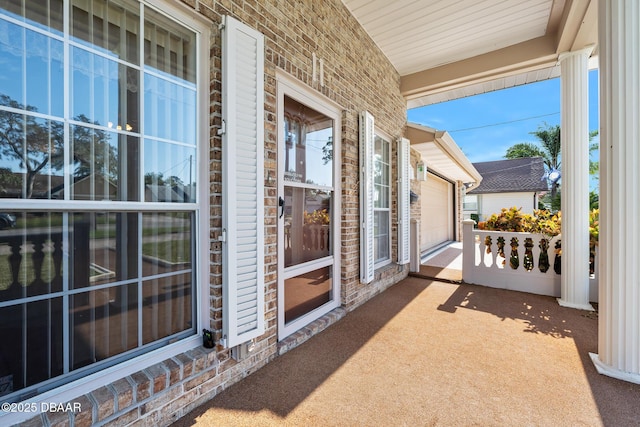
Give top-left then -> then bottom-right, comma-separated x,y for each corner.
477,192 -> 538,221
11,1 -> 408,426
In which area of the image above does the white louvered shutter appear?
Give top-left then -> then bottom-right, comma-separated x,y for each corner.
397,137 -> 410,264
360,111 -> 375,283
221,15 -> 265,348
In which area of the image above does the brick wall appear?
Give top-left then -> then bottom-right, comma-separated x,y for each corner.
17,1 -> 408,425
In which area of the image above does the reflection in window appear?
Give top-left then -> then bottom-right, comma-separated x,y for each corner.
0,210 -> 194,396
0,0 -> 201,402
0,109 -> 64,199
374,135 -> 391,265
283,187 -> 332,268
283,96 -> 333,187
284,266 -> 332,324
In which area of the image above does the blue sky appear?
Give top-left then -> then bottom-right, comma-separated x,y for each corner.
407,70 -> 600,169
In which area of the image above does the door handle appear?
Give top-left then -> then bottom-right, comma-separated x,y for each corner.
279,196 -> 285,218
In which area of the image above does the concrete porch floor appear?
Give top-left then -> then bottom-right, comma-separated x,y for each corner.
411,241 -> 463,283
173,277 -> 640,426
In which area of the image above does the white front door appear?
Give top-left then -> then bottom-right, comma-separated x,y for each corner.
276,74 -> 341,340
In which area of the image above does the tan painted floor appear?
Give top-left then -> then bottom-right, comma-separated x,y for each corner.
173,277 -> 640,427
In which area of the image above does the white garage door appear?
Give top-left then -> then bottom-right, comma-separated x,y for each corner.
420,173 -> 454,252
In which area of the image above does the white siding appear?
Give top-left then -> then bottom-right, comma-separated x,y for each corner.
478,192 -> 537,221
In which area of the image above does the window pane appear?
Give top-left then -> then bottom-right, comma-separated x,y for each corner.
0,113 -> 64,199
144,7 -> 195,83
69,127 -> 139,201
144,140 -> 196,202
374,210 -> 389,263
284,266 -> 331,324
144,74 -> 196,144
142,273 -> 193,344
0,19 -> 24,105
71,283 -> 138,370
141,212 -> 192,277
0,0 -> 63,34
0,21 -> 64,117
69,212 -> 138,289
0,212 -> 64,301
283,96 -> 333,187
70,124 -> 116,200
71,0 -> 139,63
0,297 -> 64,394
284,187 -> 332,268
71,47 -> 139,132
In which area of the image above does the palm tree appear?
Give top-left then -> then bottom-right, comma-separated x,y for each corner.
529,124 -> 562,200
505,123 -> 598,211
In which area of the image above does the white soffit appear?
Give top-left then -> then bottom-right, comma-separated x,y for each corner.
407,65 -> 561,108
342,0 -> 554,76
405,122 -> 482,184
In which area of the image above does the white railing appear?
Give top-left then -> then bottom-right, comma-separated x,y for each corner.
462,220 -> 598,301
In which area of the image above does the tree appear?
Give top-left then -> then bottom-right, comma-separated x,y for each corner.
504,123 -> 599,212
529,123 -> 562,201
504,142 -> 546,159
0,95 -> 64,198
0,95 -> 116,198
70,115 -> 117,183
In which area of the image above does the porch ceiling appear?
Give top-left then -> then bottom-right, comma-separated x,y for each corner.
342,0 -> 598,107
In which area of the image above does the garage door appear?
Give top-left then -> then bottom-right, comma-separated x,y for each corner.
420,173 -> 454,252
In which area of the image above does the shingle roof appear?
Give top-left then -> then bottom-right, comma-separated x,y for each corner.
467,157 -> 549,194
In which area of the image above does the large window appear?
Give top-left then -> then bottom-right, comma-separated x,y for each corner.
0,0 -> 204,402
373,134 -> 391,266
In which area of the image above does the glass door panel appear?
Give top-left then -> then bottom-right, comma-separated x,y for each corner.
284,266 -> 331,324
284,187 -> 332,268
280,92 -> 338,334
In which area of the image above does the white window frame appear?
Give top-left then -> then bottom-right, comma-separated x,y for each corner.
373,130 -> 392,269
0,1 -> 210,422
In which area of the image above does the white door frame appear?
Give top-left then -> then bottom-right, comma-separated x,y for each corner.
275,71 -> 342,340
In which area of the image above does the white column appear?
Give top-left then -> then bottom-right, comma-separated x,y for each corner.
558,47 -> 594,311
590,0 -> 640,385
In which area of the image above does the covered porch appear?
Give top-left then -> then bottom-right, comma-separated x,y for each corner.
345,0 -> 640,385
173,276 -> 640,426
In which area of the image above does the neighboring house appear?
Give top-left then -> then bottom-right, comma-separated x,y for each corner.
405,123 -> 482,253
465,157 -> 549,221
1,1 -> 639,426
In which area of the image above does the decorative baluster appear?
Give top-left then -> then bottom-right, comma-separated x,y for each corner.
496,236 -> 506,268
554,240 -> 562,274
8,237 -> 22,290
538,238 -> 550,273
51,234 -> 63,291
509,237 -> 519,269
523,238 -> 534,271
322,225 -> 329,252
483,235 -> 492,267
29,236 -> 46,296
